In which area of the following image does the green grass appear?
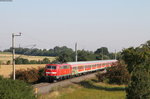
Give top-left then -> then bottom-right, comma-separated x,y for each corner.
39,79 -> 126,99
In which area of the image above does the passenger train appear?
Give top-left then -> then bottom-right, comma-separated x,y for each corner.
45,60 -> 118,82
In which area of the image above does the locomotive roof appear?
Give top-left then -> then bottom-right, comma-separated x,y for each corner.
67,59 -> 117,65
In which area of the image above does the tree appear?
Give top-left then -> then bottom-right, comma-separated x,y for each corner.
56,51 -> 74,63
121,40 -> 150,99
121,45 -> 150,73
15,57 -> 23,64
42,58 -> 50,64
22,58 -> 29,64
126,62 -> 150,99
53,46 -> 74,56
95,47 -> 109,56
77,50 -> 96,61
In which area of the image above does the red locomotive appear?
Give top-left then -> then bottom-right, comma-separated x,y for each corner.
45,60 -> 118,82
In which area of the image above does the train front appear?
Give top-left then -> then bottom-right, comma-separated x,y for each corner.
45,64 -> 58,82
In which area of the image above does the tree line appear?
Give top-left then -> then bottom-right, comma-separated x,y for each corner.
4,46 -> 118,63
4,46 -> 75,56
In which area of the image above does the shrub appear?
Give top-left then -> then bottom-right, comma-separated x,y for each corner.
15,57 -> 29,64
6,60 -> 11,65
96,62 -> 130,85
107,64 -> 130,85
0,76 -> 35,99
10,67 -> 45,83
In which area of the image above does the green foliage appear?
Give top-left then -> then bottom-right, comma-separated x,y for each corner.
107,64 -> 130,85
4,46 -> 117,63
42,58 -> 51,64
4,46 -> 74,57
56,51 -> 74,63
95,54 -> 110,60
54,46 -> 74,56
121,41 -> 150,73
10,67 -> 45,83
56,49 -> 98,63
96,62 -> 130,85
30,60 -> 38,64
15,57 -> 51,64
121,40 -> 150,99
0,76 -> 35,99
95,47 -> 109,56
77,50 -> 96,61
15,57 -> 29,64
126,62 -> 150,99
6,60 -> 11,65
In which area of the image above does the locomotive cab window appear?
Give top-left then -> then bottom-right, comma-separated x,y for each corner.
47,66 -> 56,69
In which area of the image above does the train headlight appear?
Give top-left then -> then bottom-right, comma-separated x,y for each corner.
51,72 -> 57,74
46,72 -> 51,74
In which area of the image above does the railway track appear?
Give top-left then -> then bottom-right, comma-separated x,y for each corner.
33,72 -> 100,94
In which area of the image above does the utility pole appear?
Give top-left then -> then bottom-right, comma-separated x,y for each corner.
102,47 -> 103,60
75,42 -> 78,62
115,49 -> 117,60
12,33 -> 22,80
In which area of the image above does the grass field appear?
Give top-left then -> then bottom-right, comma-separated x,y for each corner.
0,52 -> 55,78
0,64 -> 46,78
0,52 -> 55,64
39,79 -> 126,99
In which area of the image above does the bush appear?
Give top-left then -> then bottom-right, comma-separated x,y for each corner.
0,76 -> 35,99
107,64 -> 130,85
15,57 -> 29,64
96,62 -> 130,85
10,67 -> 45,83
6,60 -> 11,65
15,57 -> 51,64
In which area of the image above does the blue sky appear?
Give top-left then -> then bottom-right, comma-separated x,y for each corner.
0,0 -> 150,52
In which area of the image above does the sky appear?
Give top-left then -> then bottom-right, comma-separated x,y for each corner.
0,0 -> 150,52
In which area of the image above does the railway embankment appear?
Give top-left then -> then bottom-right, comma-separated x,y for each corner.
33,72 -> 97,94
